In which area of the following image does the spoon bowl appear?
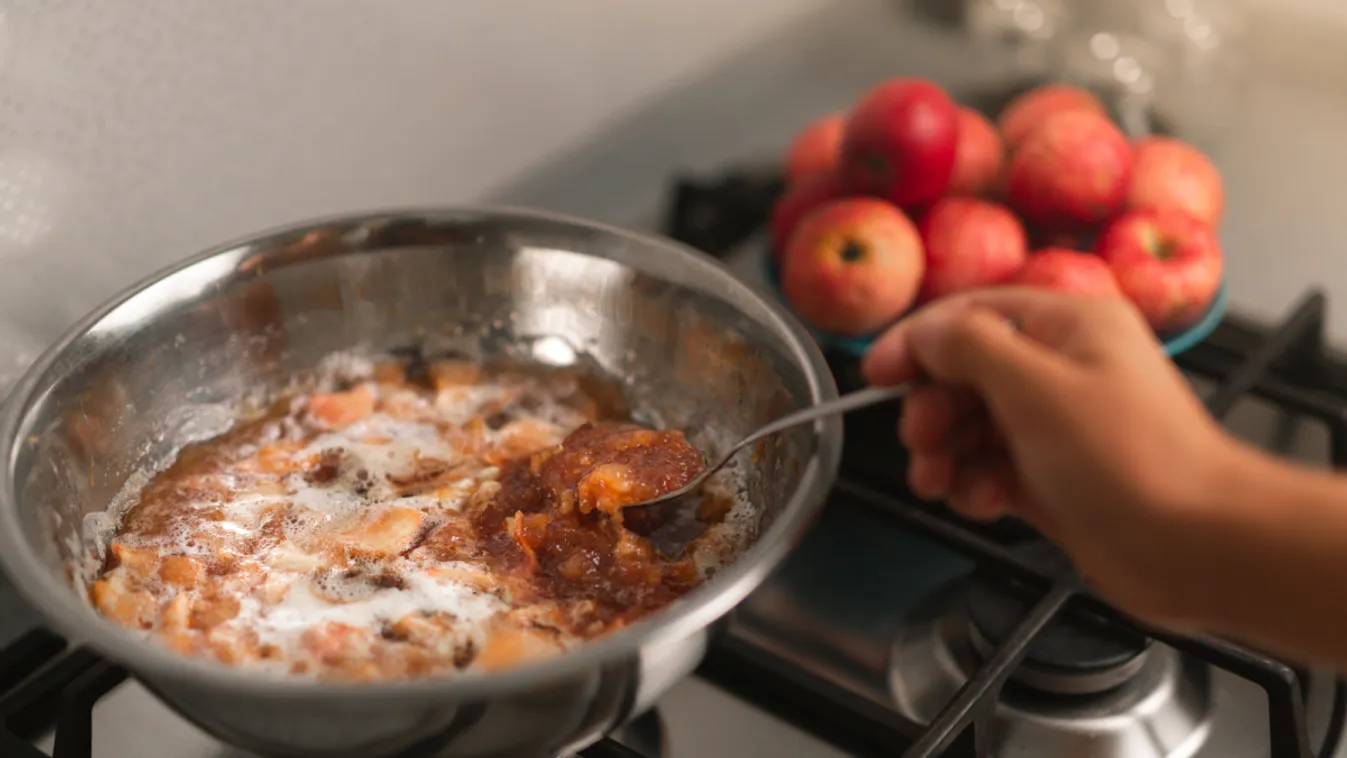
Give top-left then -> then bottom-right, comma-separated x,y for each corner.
626,383 -> 915,517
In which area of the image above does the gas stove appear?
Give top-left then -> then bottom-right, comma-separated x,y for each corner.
1,173 -> 1346,758
663,166 -> 1347,758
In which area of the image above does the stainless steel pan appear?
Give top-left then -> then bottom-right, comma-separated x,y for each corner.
0,208 -> 841,758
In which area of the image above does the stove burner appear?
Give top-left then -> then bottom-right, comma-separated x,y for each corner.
964,542 -> 1152,695
889,579 -> 1214,758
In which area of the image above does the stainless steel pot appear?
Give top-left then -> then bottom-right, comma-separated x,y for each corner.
0,208 -> 841,758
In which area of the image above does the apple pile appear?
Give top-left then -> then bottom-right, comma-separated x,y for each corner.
771,79 -> 1225,338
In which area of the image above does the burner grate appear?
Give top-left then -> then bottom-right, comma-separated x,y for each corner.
576,739 -> 650,758
0,628 -> 654,758
666,166 -> 1347,758
0,628 -> 83,758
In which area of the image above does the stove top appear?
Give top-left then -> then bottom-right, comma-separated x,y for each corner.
2,164 -> 1347,757
665,166 -> 1347,758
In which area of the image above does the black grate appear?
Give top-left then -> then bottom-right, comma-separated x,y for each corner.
0,629 -> 653,758
0,629 -> 121,758
576,739 -> 650,758
666,166 -> 1347,758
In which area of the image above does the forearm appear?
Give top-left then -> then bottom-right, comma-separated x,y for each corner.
1160,442 -> 1347,670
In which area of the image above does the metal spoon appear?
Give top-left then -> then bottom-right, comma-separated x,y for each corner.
624,383 -> 915,514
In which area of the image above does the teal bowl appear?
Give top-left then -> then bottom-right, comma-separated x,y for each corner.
761,245 -> 1229,359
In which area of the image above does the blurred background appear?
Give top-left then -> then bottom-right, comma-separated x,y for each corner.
0,0 -> 1344,384
1,5 -> 1345,757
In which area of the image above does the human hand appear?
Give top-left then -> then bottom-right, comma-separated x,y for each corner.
862,287 -> 1240,623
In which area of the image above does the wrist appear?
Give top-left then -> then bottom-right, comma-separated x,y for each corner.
1147,438 -> 1347,658
1114,434 -> 1264,630
1172,432 -> 1258,526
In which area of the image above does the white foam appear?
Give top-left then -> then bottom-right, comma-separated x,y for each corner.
312,352 -> 376,389
433,384 -> 509,424
253,566 -> 505,640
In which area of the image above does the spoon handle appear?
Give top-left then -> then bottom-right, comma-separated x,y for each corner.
714,384 -> 914,468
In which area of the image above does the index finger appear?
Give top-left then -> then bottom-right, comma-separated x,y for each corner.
861,319 -> 924,387
861,287 -> 1079,387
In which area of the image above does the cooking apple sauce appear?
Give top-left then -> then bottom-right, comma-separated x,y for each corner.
86,355 -> 740,681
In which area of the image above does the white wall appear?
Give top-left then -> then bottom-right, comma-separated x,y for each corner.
0,0 -> 829,340
3,0 -> 1347,373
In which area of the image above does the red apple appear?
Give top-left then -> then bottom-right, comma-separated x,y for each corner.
785,113 -> 846,183
998,84 -> 1106,151
1095,209 -> 1223,332
781,198 -> 924,335
1006,110 -> 1133,232
768,173 -> 846,263
949,107 -> 1004,197
839,78 -> 959,208
1011,248 -> 1121,297
918,197 -> 1028,302
1127,136 -> 1224,226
